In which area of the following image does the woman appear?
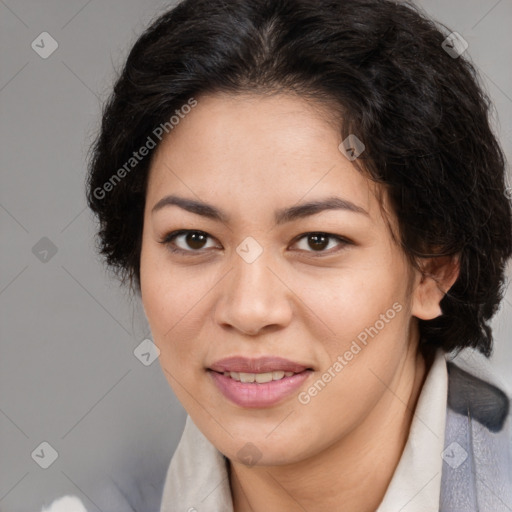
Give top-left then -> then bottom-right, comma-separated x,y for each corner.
45,0 -> 512,510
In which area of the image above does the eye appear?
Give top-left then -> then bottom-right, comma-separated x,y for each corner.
159,230 -> 219,254
159,230 -> 352,257
291,232 -> 351,255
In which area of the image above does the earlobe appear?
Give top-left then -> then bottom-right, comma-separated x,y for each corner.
411,254 -> 460,321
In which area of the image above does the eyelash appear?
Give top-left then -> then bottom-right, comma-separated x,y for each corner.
159,230 -> 352,257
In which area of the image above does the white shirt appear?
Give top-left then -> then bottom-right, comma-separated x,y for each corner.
160,349 -> 448,512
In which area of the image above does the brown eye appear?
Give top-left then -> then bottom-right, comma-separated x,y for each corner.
160,230 -> 351,257
183,231 -> 208,250
160,230 -> 218,254
307,233 -> 330,251
292,232 -> 351,255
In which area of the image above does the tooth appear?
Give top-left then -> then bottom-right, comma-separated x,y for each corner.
255,372 -> 274,383
226,370 -> 297,382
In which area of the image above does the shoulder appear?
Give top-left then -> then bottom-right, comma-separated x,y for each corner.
40,495 -> 87,512
446,357 -> 510,432
440,349 -> 512,511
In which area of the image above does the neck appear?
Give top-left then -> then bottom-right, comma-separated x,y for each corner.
229,342 -> 431,512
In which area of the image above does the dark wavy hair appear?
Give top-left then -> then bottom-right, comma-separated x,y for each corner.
86,0 -> 512,357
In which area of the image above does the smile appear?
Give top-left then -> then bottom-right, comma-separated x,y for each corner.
222,370 -> 296,383
209,368 -> 312,408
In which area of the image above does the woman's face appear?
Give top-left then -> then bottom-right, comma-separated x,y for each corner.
140,92 -> 428,466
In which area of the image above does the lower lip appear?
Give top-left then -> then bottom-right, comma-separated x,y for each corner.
208,370 -> 312,408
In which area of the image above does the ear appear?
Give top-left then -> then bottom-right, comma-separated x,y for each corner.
411,254 -> 460,320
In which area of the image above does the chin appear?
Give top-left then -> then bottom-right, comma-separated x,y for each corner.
213,421 -> 317,466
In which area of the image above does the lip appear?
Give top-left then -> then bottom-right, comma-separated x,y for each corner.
208,356 -> 313,408
209,356 -> 311,373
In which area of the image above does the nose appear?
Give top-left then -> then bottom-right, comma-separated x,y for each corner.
214,247 -> 293,336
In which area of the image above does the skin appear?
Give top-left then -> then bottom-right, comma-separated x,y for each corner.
139,92 -> 459,512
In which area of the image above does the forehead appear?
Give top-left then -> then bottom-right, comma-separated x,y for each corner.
146,92 -> 383,221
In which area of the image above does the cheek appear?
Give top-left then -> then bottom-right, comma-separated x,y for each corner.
140,247 -> 222,377
141,239 -> 189,324
299,264 -> 413,419
295,260 -> 410,354
140,265 -> 211,412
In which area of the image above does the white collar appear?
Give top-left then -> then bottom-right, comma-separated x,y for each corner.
376,349 -> 447,511
160,349 -> 448,512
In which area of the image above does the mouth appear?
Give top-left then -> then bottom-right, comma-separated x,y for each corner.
207,356 -> 314,408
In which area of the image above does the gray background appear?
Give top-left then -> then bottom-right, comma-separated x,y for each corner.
1,1 -> 511,511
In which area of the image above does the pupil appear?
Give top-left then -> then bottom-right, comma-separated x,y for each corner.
309,234 -> 328,251
187,232 -> 207,249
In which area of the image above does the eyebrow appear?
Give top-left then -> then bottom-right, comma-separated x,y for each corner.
151,194 -> 369,224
